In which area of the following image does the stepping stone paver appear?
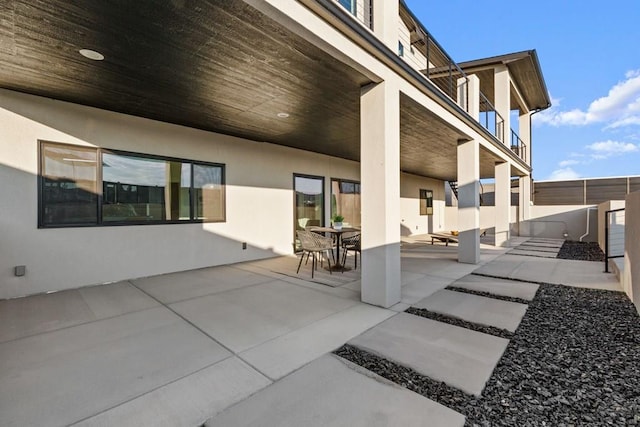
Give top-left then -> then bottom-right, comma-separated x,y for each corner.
206,355 -> 464,427
413,289 -> 528,332
509,249 -> 559,258
349,313 -> 509,396
452,274 -> 539,301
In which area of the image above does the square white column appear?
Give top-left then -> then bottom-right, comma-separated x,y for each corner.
360,81 -> 401,308
494,161 -> 511,247
519,176 -> 532,222
457,139 -> 480,264
372,0 -> 399,51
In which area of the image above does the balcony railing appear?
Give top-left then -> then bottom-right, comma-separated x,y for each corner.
398,3 -> 509,142
510,129 -> 527,162
479,92 -> 505,143
331,0 -> 526,162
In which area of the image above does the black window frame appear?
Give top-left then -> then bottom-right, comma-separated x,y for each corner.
330,177 -> 361,224
420,189 -> 433,216
38,140 -> 226,228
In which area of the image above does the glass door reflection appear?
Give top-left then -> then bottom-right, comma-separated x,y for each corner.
294,174 -> 324,251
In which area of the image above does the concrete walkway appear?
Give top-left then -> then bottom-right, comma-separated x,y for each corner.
0,237 -> 623,426
507,237 -> 564,258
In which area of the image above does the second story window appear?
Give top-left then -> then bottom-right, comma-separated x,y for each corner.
338,0 -> 356,15
398,42 -> 404,57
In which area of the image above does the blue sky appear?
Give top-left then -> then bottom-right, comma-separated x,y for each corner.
405,0 -> 640,181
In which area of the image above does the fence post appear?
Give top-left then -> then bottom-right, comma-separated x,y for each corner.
605,210 -> 610,273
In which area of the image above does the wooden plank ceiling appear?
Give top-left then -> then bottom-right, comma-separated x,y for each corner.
400,94 -> 503,180
0,0 -> 501,180
0,0 -> 369,160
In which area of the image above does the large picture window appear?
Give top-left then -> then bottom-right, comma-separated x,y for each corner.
40,143 -> 99,226
331,178 -> 361,227
39,141 -> 225,227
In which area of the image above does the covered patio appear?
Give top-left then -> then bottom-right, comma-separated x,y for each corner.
0,0 -> 532,311
2,237 -> 632,426
0,239 -> 509,426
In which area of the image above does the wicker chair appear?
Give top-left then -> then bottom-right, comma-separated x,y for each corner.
341,233 -> 361,269
296,230 -> 336,278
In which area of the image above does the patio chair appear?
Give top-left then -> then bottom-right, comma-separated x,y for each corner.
296,230 -> 336,278
341,233 -> 361,269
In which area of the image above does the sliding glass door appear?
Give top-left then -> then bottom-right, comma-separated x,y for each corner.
294,174 -> 324,250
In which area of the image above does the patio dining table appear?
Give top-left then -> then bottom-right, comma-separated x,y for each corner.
309,226 -> 359,271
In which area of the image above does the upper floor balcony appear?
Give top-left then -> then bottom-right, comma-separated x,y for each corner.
333,0 -> 549,166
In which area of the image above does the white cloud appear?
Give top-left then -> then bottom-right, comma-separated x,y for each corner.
585,140 -> 639,158
558,159 -> 580,167
534,70 -> 640,128
548,167 -> 581,180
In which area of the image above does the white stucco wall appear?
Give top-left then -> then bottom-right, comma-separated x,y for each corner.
519,205 -> 598,242
400,174 -> 445,236
0,89 -> 444,298
623,192 -> 640,313
443,206 -> 517,234
397,17 -> 428,72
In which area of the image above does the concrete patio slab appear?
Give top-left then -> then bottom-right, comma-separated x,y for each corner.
473,254 -> 621,291
401,255 -> 479,280
525,238 -> 565,244
349,313 -> 509,396
132,265 -> 273,304
400,274 -> 453,304
0,281 -> 158,343
240,304 -> 394,380
451,274 -> 539,301
514,245 -> 562,252
0,307 -> 231,427
170,280 -> 358,353
390,302 -> 412,312
74,357 -> 271,427
205,355 -> 464,427
231,262 -> 362,301
517,242 -> 563,249
509,249 -> 559,258
401,270 -> 429,285
246,255 -> 360,288
414,289 -> 528,332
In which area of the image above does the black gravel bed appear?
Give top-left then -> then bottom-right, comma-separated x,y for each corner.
405,307 -> 514,339
557,241 -> 605,261
336,284 -> 640,426
334,343 -> 473,407
445,286 -> 531,305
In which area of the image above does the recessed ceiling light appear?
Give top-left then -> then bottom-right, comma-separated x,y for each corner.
79,49 -> 104,61
277,112 -> 289,118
